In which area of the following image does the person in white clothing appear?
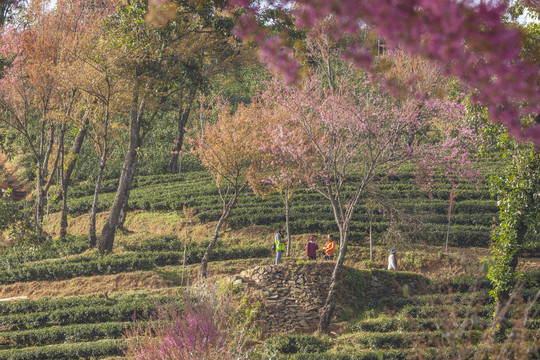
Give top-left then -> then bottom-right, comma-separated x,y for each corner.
388,248 -> 398,271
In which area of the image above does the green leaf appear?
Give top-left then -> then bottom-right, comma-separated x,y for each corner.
402,284 -> 409,297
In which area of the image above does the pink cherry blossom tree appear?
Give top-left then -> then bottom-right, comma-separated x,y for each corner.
230,0 -> 540,146
247,104 -> 304,257
255,50 -> 479,330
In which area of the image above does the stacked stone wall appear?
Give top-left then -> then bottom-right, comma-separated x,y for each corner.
230,263 -> 429,334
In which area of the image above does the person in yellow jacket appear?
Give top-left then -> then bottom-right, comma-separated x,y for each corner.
274,229 -> 288,265
322,234 -> 336,260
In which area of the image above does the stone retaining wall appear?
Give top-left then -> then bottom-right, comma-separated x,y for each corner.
230,262 -> 429,334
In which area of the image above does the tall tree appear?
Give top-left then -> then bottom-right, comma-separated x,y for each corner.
97,0 -> 175,252
488,137 -> 540,311
167,33 -> 254,174
195,103 -> 262,278
0,0 -> 113,238
62,10 -> 125,247
247,105 -> 303,257
256,54 -> 479,332
98,0 -> 242,252
0,0 -> 71,234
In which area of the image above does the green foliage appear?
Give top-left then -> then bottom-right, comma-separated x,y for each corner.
351,317 -> 412,333
401,251 -> 425,270
344,331 -> 439,350
275,351 -> 408,360
123,234 -> 183,252
0,235 -> 88,270
56,168 -> 501,248
0,190 -> 39,244
0,253 -> 156,284
0,292 -> 165,316
122,234 -> 225,252
0,321 -> 130,348
0,296 -> 182,331
0,339 -> 124,360
0,245 -> 269,284
488,147 -> 540,303
265,334 -> 331,354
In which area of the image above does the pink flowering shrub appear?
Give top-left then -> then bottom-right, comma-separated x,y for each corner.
123,281 -> 258,360
126,305 -> 225,360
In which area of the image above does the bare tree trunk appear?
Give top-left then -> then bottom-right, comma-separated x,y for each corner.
200,184 -> 245,278
169,88 -> 196,174
445,189 -> 455,252
36,124 -> 55,235
35,125 -> 49,223
43,127 -> 59,197
319,221 -> 350,332
89,153 -> 106,248
98,87 -> 143,253
54,117 -> 89,204
285,194 -> 291,257
117,163 -> 136,230
318,181 -> 368,332
445,215 -> 451,252
59,124 -> 68,239
369,209 -> 373,261
89,109 -> 109,249
35,122 -> 45,229
35,161 -> 44,233
115,103 -> 163,231
200,212 -> 228,279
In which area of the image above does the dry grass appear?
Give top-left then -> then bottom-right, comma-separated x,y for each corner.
44,210 -> 274,245
0,256 -> 274,300
0,271 -> 176,300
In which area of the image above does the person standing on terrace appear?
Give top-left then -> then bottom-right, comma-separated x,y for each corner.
322,234 -> 336,260
388,248 -> 399,271
306,235 -> 319,260
274,229 -> 288,265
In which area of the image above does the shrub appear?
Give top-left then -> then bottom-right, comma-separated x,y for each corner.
58,169 -> 501,248
123,280 -> 258,360
351,318 -> 409,333
275,349 -> 408,360
0,235 -> 88,270
0,339 -> 124,360
0,190 -> 40,245
0,292 -> 172,316
0,321 -> 130,348
0,246 -> 270,284
123,235 -> 182,252
0,298 -> 183,331
0,255 -> 156,284
265,334 -> 331,354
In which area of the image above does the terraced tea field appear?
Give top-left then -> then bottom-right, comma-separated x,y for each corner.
1,153 -> 537,359
50,155 -> 539,251
265,271 -> 540,359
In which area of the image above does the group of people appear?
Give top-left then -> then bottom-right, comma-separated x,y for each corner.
274,228 -> 399,270
274,230 -> 335,265
305,234 -> 335,261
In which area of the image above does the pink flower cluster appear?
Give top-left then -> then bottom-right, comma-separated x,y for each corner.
230,0 -> 540,146
133,307 -> 225,360
257,67 -> 480,194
